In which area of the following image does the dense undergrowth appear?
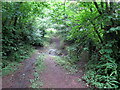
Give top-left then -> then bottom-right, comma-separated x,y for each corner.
2,45 -> 34,76
49,1 -> 120,88
2,2 -> 49,75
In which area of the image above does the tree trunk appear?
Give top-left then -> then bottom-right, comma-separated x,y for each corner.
13,16 -> 18,26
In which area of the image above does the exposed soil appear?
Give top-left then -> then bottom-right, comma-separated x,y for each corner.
40,37 -> 88,88
40,55 -> 87,88
2,50 -> 40,88
2,36 -> 88,88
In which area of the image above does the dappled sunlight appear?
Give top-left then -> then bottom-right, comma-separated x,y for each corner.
46,28 -> 57,33
2,1 -> 120,89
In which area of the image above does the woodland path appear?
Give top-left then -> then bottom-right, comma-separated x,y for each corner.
2,37 -> 87,88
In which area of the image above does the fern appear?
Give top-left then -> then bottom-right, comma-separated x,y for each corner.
83,41 -> 119,88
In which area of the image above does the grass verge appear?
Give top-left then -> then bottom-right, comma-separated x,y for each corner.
52,55 -> 78,74
30,54 -> 45,88
2,45 -> 35,76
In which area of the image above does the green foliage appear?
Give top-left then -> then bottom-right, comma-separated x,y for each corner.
2,62 -> 20,76
2,1 -> 120,88
35,54 -> 45,72
53,55 -> 78,74
30,54 -> 45,88
30,78 -> 43,88
2,2 -> 49,68
66,44 -> 81,63
2,45 -> 35,76
49,1 -> 120,88
83,41 -> 119,88
106,26 -> 120,33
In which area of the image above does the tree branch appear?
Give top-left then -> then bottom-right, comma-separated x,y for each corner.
93,0 -> 102,15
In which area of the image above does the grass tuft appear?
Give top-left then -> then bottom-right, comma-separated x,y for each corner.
52,55 -> 78,74
30,54 -> 45,88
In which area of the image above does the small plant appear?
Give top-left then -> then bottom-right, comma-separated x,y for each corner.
30,72 -> 43,88
83,41 -> 119,88
52,55 -> 78,74
2,62 -> 20,76
35,54 -> 45,72
2,45 -> 35,76
30,54 -> 45,88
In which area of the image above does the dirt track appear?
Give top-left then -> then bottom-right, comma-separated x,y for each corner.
40,37 -> 87,88
2,51 -> 40,88
2,37 -> 87,88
